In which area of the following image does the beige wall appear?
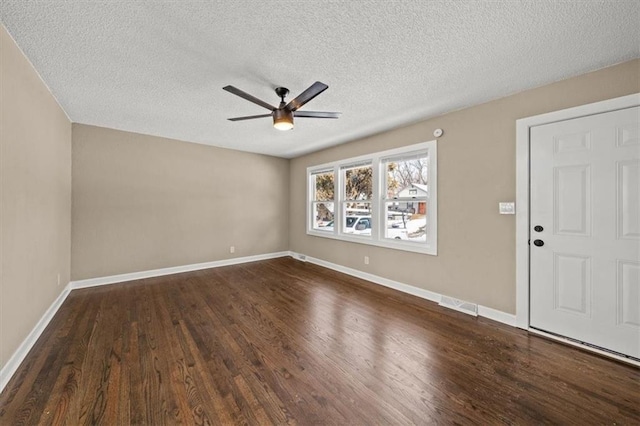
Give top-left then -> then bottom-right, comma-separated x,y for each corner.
0,26 -> 72,368
289,59 -> 640,314
71,124 -> 289,280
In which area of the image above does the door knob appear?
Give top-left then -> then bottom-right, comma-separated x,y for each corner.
534,225 -> 544,232
533,239 -> 544,247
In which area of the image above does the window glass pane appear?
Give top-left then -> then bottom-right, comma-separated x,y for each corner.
385,155 -> 429,198
312,202 -> 334,231
344,165 -> 372,200
342,202 -> 372,235
384,202 -> 426,242
313,171 -> 334,201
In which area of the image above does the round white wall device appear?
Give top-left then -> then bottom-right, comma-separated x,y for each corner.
433,128 -> 443,137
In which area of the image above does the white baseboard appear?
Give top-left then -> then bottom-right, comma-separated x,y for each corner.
0,251 -> 290,394
291,252 -> 517,327
0,283 -> 72,393
303,253 -> 442,303
477,305 -> 517,327
71,251 -> 290,289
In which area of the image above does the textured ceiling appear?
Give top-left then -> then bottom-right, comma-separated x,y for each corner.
1,1 -> 638,158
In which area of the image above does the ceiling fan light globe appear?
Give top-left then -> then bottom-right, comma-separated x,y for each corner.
274,121 -> 294,131
273,109 -> 294,131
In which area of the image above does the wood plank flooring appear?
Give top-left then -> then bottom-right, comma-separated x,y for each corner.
1,257 -> 638,425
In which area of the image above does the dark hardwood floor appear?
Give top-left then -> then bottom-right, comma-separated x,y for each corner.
1,257 -> 638,425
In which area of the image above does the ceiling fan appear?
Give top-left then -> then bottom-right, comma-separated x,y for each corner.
223,81 -> 340,131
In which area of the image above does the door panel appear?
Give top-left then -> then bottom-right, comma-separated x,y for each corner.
618,160 -> 640,239
553,253 -> 591,315
554,165 -> 590,236
530,106 -> 640,359
618,260 -> 640,327
553,130 -> 591,153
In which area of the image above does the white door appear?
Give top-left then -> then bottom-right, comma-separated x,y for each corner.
530,106 -> 640,359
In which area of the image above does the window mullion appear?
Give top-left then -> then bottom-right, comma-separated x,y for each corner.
371,156 -> 380,240
308,174 -> 314,232
335,165 -> 342,235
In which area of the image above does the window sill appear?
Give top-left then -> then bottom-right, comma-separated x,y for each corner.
306,230 -> 437,256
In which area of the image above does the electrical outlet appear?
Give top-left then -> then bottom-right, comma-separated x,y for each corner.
364,256 -> 369,265
57,273 -> 61,286
230,246 -> 235,254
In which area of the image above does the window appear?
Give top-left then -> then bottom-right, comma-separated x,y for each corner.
382,152 -> 429,243
341,162 -> 372,235
307,141 -> 437,255
310,170 -> 334,232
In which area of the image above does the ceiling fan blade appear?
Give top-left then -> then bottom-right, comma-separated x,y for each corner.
223,86 -> 276,111
285,81 -> 329,111
227,113 -> 273,121
294,111 -> 341,118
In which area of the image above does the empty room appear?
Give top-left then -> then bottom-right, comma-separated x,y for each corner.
1,1 -> 639,424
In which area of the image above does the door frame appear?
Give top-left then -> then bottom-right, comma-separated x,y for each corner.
515,93 -> 640,330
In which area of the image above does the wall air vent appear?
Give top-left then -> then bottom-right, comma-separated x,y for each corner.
439,296 -> 478,316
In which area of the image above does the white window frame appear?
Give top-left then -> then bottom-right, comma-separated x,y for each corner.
309,168 -> 336,234
380,150 -> 430,243
307,140 -> 437,255
340,161 -> 373,238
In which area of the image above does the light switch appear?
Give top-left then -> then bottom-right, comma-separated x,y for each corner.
499,202 -> 515,214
